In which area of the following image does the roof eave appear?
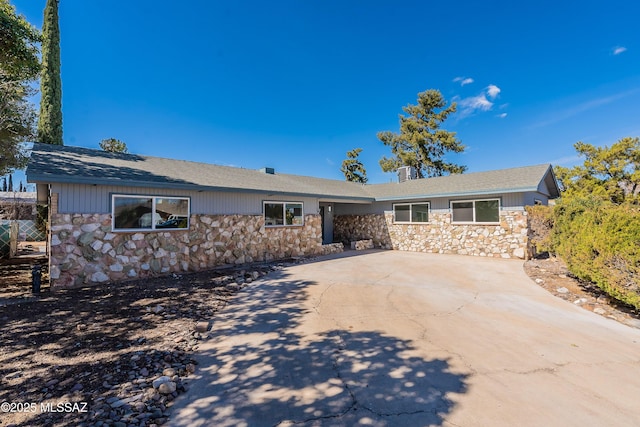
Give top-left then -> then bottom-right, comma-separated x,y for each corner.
26,174 -> 374,202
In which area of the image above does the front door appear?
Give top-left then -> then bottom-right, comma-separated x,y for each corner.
319,203 -> 334,244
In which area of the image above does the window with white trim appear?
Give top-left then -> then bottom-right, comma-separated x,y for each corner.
112,195 -> 190,231
451,199 -> 500,223
393,202 -> 430,223
264,201 -> 303,227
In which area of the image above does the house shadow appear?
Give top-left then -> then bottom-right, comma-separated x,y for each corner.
170,270 -> 469,426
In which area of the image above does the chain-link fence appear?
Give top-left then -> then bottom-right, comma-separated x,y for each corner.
0,222 -> 19,259
0,220 -> 45,259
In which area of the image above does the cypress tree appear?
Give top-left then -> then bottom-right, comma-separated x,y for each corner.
8,174 -> 13,192
37,0 -> 63,145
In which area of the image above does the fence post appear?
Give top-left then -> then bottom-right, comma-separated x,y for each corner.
9,221 -> 18,258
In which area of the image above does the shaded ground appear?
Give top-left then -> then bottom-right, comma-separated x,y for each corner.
1,254 -> 639,426
169,251 -> 640,426
0,260 -> 276,427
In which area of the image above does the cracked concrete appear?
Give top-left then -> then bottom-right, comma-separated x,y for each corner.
169,251 -> 640,426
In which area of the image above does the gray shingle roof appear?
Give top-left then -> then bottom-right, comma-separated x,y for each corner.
367,164 -> 560,200
26,143 -> 373,201
26,143 -> 559,201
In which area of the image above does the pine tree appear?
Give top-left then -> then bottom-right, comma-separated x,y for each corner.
341,148 -> 368,183
378,89 -> 465,178
37,0 -> 63,145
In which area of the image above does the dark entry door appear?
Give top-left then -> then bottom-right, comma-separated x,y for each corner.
319,203 -> 334,244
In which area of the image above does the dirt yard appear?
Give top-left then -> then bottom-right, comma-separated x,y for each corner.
0,259 -> 277,427
1,255 -> 638,427
524,257 -> 640,329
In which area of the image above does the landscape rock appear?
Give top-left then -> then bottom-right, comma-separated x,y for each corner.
157,381 -> 177,394
5,371 -> 22,380
195,321 -> 209,333
152,376 -> 171,389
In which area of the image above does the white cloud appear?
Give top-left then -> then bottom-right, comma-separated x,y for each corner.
613,46 -> 627,55
458,94 -> 493,117
456,84 -> 503,118
487,84 -> 501,98
453,76 -> 474,86
497,112 -> 507,118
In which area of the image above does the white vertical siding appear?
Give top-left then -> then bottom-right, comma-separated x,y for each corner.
49,183 -> 539,216
523,192 -> 549,206
51,183 -> 319,215
335,193 -> 529,216
334,202 -> 389,215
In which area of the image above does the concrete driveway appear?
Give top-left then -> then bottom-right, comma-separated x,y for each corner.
169,251 -> 640,427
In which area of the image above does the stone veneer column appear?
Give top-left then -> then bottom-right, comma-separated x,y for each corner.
49,213 -> 322,289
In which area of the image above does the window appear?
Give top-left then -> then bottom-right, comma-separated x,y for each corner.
451,199 -> 500,223
393,203 -> 430,223
264,201 -> 303,227
112,195 -> 190,231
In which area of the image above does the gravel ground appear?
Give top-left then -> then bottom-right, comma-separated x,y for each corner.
1,254 -> 638,426
524,256 -> 640,329
0,260 -> 279,427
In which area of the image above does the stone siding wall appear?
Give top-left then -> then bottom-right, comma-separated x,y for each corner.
334,214 -> 393,249
49,213 -> 322,289
320,243 -> 345,255
335,211 -> 529,259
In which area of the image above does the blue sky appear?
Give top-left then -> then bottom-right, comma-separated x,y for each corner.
9,0 -> 640,188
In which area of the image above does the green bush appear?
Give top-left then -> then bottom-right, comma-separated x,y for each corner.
553,196 -> 640,310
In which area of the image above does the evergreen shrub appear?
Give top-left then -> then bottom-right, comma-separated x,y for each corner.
553,196 -> 640,310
